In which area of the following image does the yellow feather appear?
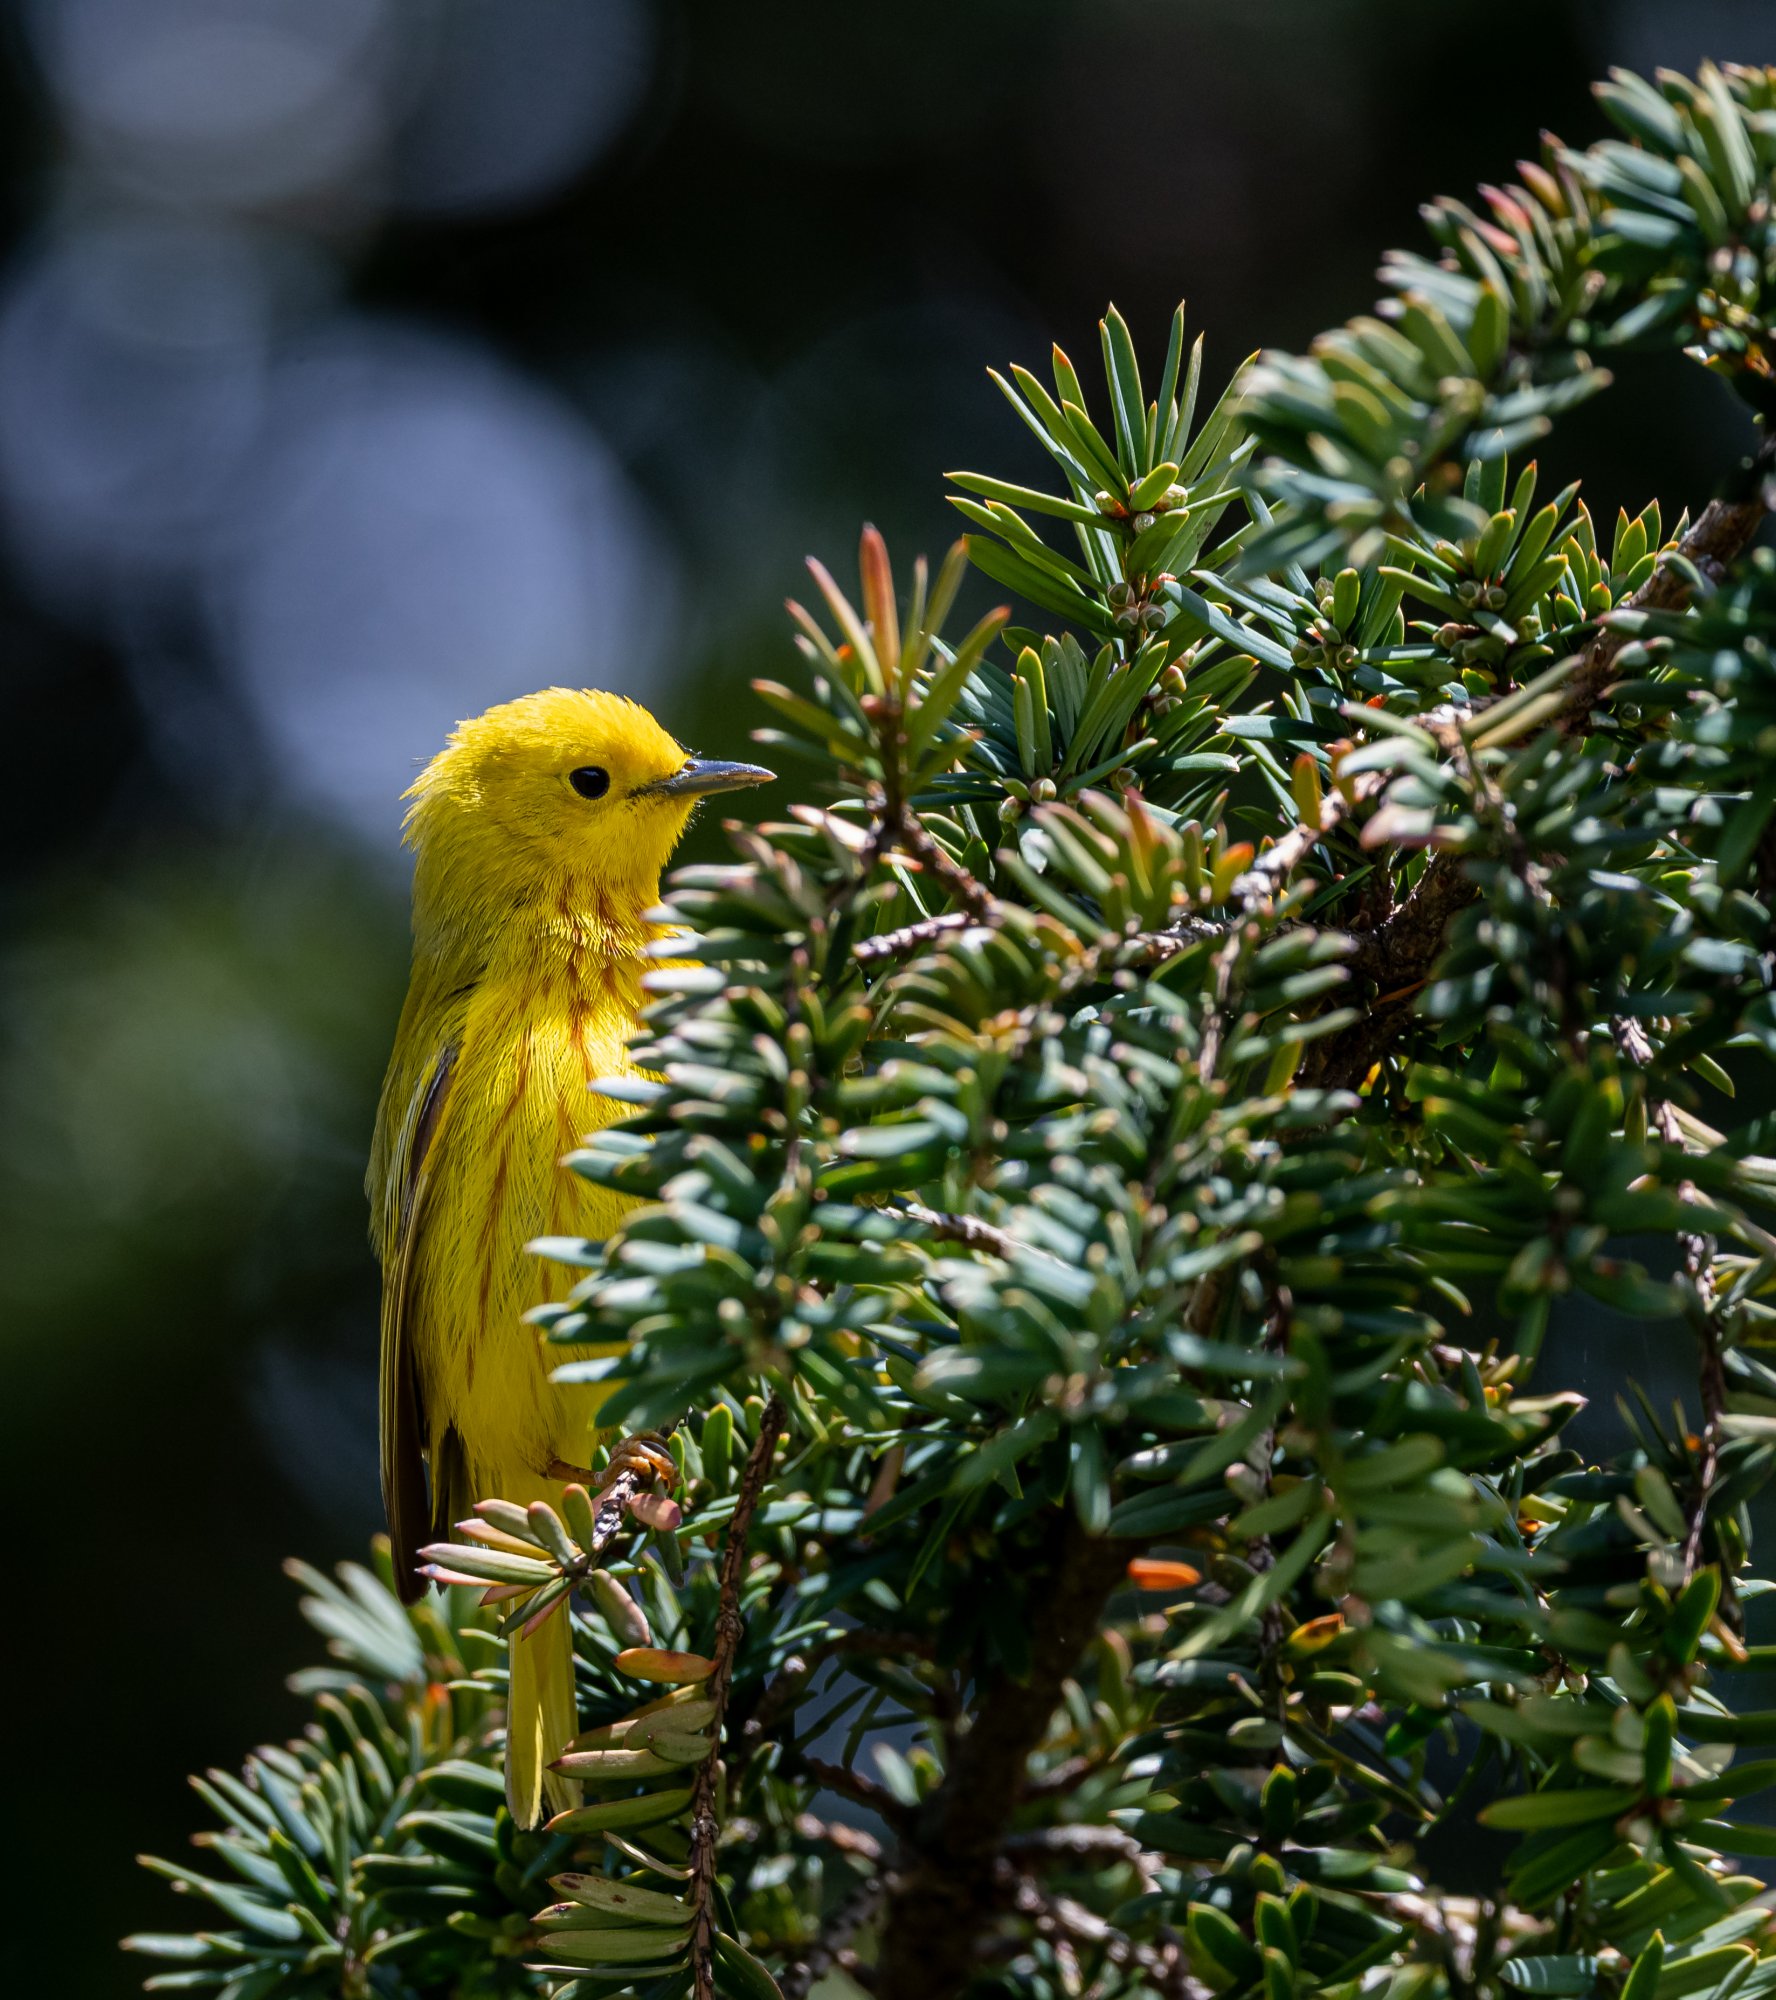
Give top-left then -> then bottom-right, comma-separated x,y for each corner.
366,687 -> 770,1827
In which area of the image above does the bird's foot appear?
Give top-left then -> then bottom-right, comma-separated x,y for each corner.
547,1432 -> 676,1495
550,1433 -> 682,1544
597,1430 -> 678,1493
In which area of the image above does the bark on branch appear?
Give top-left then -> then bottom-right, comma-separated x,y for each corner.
871,1516 -> 1135,2000
901,1200 -> 1022,1260
1306,851 -> 1478,1093
688,1395 -> 787,2000
855,911 -> 976,965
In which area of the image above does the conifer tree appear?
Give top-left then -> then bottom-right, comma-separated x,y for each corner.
132,62 -> 1776,2000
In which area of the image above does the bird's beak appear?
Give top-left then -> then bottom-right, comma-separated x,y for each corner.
635,758 -> 775,799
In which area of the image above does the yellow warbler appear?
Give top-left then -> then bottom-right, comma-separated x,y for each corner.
367,687 -> 771,1827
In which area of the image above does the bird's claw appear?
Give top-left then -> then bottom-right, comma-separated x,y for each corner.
548,1431 -> 677,1496
598,1430 -> 678,1493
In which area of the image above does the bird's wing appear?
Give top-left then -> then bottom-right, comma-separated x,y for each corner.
372,1029 -> 459,1605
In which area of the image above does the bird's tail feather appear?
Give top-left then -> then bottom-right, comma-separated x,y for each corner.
507,1607 -> 581,1829
437,1448 -> 581,1831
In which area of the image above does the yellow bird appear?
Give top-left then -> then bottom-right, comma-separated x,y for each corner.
367,687 -> 771,1827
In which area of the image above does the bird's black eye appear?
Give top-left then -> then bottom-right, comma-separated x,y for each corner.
569,766 -> 610,800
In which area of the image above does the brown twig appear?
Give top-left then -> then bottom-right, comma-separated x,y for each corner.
1306,851 -> 1478,1093
854,832 -> 1320,978
1681,1227 -> 1727,1588
1004,1824 -> 1159,1883
688,1394 -> 788,2000
855,910 -> 977,965
1205,920 -> 1248,1073
860,629 -> 997,928
780,1750 -> 914,1825
1079,772 -> 1380,1024
872,1513 -> 1136,2000
1651,1097 -> 1730,1595
1004,1870 -> 1199,2000
901,1200 -> 1022,1260
1103,915 -> 1231,965
1245,1275 -> 1296,1716
781,1871 -> 888,2000
1236,775 -> 1368,901
891,801 -> 996,920
858,719 -> 1362,991
1612,1025 -> 1736,1617
791,1812 -> 885,1865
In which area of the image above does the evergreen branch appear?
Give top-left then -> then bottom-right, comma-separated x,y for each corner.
135,69 -> 1776,2000
1118,766 -> 1381,975
1005,1871 -> 1199,2000
791,1812 -> 886,1864
889,799 -> 996,919
418,1430 -> 682,1614
1303,429 -> 1776,1095
1004,1825 -> 1159,1878
854,911 -> 975,964
1564,427 -> 1776,730
901,1200 -> 1021,1260
688,1393 -> 787,2000
873,1515 -> 1136,2000
790,1753 -> 911,1820
1309,852 -> 1478,1092
1304,435 -> 1776,1089
1654,1104 -> 1729,1601
781,1873 -> 887,2000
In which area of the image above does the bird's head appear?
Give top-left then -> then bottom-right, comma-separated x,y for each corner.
404,687 -> 773,917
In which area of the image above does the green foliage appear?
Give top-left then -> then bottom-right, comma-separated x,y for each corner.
1243,63 -> 1776,573
135,59 -> 1776,2000
128,1411 -> 858,2000
127,1549 -> 553,1999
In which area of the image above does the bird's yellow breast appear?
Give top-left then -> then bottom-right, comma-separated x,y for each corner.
412,950 -> 642,1499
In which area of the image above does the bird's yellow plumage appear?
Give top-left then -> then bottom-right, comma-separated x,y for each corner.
367,687 -> 771,1826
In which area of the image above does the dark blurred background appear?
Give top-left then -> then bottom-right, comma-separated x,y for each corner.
3,1 -> 1774,1991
